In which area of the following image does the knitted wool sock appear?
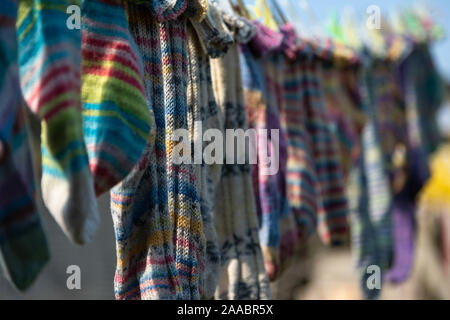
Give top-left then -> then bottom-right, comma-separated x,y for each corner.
246,23 -> 298,275
210,13 -> 270,299
305,60 -> 349,245
373,60 -> 416,284
0,105 -> 50,291
186,20 -> 222,298
111,3 -> 179,300
349,67 -> 393,299
111,1 -> 205,299
0,0 -> 49,290
278,53 -> 319,243
160,16 -> 205,299
248,21 -> 283,58
81,0 -> 154,195
321,65 -> 362,178
240,43 -> 289,281
17,0 -> 99,244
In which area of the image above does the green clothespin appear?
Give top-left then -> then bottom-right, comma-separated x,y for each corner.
326,12 -> 345,44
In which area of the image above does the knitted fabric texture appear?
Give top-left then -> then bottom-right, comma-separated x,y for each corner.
81,0 -> 154,195
370,61 -> 408,185
321,64 -> 365,178
369,60 -> 412,286
400,47 -> 442,162
247,24 -> 300,276
210,13 -> 270,300
298,56 -> 349,245
185,18 -> 224,298
190,2 -> 233,58
386,47 -> 444,286
110,1 -> 205,299
0,0 -> 49,291
385,45 -> 443,284
250,22 -> 349,246
349,61 -> 393,299
239,42 -> 292,281
17,0 -> 99,244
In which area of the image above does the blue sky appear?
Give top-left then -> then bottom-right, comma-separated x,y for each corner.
246,0 -> 450,82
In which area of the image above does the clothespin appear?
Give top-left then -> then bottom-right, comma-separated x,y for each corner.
326,12 -> 345,44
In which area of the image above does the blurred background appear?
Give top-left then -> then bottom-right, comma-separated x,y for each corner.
1,0 -> 450,300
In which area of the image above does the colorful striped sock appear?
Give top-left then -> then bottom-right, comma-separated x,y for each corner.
17,0 -> 99,245
349,65 -> 393,299
240,43 -> 286,281
81,0 -> 154,195
0,0 -> 49,291
111,1 -> 206,299
306,59 -> 349,245
160,15 -> 205,299
186,20 -> 222,299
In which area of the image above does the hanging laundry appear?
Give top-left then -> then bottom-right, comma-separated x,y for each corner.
17,0 -> 99,245
388,44 -> 442,282
209,10 -> 271,300
110,0 -> 207,300
240,44 -> 285,281
0,0 -> 49,291
349,59 -> 393,299
252,23 -> 349,246
185,6 -> 231,297
352,58 -> 407,288
81,0 -> 155,196
239,22 -> 296,281
304,53 -> 349,246
400,46 -> 443,183
320,62 -> 364,179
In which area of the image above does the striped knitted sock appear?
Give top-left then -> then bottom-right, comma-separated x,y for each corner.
240,43 -> 285,281
245,24 -> 299,276
279,54 -> 319,243
0,0 -> 49,290
306,59 -> 349,245
81,0 -> 154,195
210,12 -> 270,299
111,3 -> 180,300
160,16 -> 205,299
349,67 -> 393,299
111,1 -> 206,299
211,47 -> 270,299
0,105 -> 50,291
186,20 -> 221,299
17,0 -> 99,244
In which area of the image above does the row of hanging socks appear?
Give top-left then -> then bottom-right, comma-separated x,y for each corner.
235,0 -> 446,189
225,0 -> 446,298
